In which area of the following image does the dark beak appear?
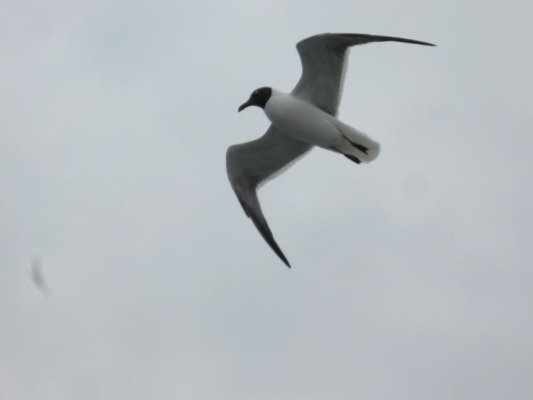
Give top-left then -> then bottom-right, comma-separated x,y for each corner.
238,99 -> 252,112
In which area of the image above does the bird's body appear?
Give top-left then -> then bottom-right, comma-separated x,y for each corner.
227,33 -> 435,267
264,89 -> 380,163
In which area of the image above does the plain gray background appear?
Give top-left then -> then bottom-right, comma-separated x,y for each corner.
1,1 -> 532,399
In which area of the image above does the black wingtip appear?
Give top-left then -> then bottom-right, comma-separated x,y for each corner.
233,188 -> 293,269
386,37 -> 436,47
265,234 -> 292,268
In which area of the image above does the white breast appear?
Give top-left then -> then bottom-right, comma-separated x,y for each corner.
263,90 -> 380,163
264,92 -> 340,148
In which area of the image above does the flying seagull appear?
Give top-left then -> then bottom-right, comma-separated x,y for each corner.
227,33 -> 435,268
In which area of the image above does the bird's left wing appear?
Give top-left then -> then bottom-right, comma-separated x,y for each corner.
292,33 -> 435,116
226,125 -> 313,267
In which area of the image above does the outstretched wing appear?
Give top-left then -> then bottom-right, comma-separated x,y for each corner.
292,33 -> 435,116
226,125 -> 312,267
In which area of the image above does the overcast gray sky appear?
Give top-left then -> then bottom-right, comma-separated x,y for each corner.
1,0 -> 533,399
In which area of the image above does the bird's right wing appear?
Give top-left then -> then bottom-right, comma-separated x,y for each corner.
292,33 -> 435,116
226,125 -> 313,267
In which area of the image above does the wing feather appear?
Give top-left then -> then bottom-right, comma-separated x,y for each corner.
291,33 -> 435,116
226,126 -> 312,267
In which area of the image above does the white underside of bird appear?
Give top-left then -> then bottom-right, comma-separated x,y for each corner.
264,90 -> 380,163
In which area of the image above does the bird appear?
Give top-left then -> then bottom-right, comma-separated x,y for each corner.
226,33 -> 435,268
30,257 -> 51,296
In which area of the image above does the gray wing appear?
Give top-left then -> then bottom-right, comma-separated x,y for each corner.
226,125 -> 312,267
292,33 -> 435,116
